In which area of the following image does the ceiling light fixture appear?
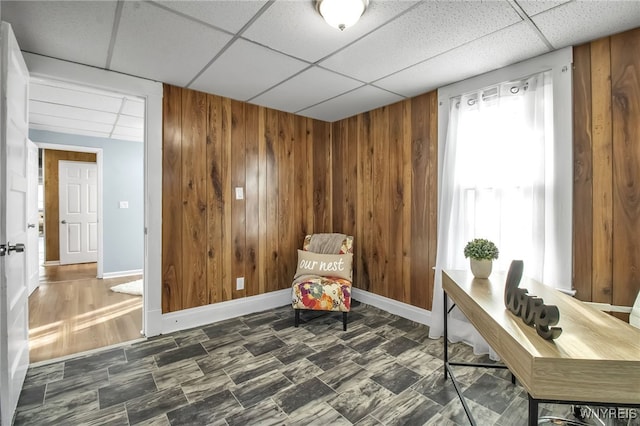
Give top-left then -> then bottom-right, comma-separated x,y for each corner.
316,0 -> 369,31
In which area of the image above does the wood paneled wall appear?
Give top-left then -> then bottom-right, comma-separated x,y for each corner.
43,149 -> 96,262
331,93 -> 438,311
162,85 -> 332,313
573,27 -> 640,314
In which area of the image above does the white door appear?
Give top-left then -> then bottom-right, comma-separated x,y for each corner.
26,140 -> 39,295
59,160 -> 97,265
0,21 -> 30,426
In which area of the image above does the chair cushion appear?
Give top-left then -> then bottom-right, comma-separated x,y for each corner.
294,250 -> 353,280
292,276 -> 352,312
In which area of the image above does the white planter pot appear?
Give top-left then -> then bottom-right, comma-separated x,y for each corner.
470,258 -> 492,279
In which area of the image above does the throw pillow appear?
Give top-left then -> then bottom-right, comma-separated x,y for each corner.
294,250 -> 353,281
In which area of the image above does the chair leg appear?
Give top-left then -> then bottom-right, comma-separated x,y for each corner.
294,309 -> 300,327
342,312 -> 348,331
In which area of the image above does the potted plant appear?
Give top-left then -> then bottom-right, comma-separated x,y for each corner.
464,238 -> 499,278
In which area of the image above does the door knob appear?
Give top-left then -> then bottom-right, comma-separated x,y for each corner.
28,223 -> 36,228
0,242 -> 25,256
61,220 -> 67,224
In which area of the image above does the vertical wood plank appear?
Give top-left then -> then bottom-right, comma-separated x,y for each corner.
590,38 -> 614,304
401,100 -> 413,302
181,88 -> 208,309
312,121 -> 332,232
231,100 -> 246,299
278,111 -> 295,289
359,112 -> 373,291
572,44 -> 594,302
162,85 -> 183,313
388,102 -> 404,301
303,118 -> 314,235
221,97 -> 233,301
257,108 -> 267,295
265,109 -> 279,293
206,94 -> 223,305
346,117 -> 358,238
245,104 -> 260,297
332,120 -> 346,231
611,28 -> 640,310
294,115 -> 308,248
372,107 -> 390,297
411,94 -> 430,309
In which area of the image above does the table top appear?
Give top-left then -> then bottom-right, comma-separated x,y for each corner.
443,269 -> 640,403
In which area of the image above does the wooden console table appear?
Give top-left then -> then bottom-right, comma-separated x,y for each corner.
442,269 -> 640,426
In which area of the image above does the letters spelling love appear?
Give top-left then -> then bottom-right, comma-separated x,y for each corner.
299,258 -> 346,272
503,260 -> 563,340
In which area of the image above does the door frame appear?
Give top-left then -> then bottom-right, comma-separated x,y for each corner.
38,144 -> 103,276
23,53 -> 163,338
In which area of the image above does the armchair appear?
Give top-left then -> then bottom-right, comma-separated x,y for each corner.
291,233 -> 354,331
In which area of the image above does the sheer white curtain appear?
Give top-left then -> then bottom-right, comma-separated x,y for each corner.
429,71 -> 554,355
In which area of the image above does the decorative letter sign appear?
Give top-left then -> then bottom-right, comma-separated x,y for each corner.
503,260 -> 562,340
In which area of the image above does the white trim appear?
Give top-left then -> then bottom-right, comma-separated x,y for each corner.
161,289 -> 292,334
24,52 -> 163,338
352,288 -> 432,326
43,260 -> 60,266
102,269 -> 143,279
35,142 -> 104,277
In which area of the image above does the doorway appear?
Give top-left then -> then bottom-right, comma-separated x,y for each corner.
27,79 -> 146,363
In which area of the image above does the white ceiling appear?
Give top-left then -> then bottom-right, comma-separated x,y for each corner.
2,0 -> 640,142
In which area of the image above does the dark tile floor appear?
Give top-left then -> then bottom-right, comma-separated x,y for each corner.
13,302 -> 620,425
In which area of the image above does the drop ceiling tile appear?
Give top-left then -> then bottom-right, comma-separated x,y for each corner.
121,99 -> 145,118
111,133 -> 144,143
116,115 -> 144,129
375,22 -> 549,98
190,39 -> 309,101
533,1 -> 640,49
321,1 -> 522,83
154,0 -> 268,33
29,100 -> 117,125
30,113 -> 114,133
112,125 -> 144,140
30,83 -> 123,113
250,66 -> 362,114
299,85 -> 404,122
2,1 -> 116,68
516,1 -> 571,17
30,123 -> 111,140
243,0 -> 420,63
110,1 -> 233,87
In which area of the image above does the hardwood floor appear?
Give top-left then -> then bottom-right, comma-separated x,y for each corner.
29,263 -> 143,363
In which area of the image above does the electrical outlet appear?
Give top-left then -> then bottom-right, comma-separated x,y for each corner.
235,187 -> 244,200
236,277 -> 245,291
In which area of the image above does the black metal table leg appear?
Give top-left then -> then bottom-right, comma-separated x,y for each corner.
528,395 -> 538,426
443,289 -> 448,380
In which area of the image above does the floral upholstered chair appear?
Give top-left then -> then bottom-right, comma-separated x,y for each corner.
291,233 -> 354,331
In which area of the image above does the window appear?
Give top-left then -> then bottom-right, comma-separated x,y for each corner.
429,48 -> 573,353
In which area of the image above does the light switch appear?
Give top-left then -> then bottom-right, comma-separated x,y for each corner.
236,277 -> 245,290
119,201 -> 129,209
235,187 -> 244,200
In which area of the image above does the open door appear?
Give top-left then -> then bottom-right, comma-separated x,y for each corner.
0,21 -> 30,425
26,139 -> 39,295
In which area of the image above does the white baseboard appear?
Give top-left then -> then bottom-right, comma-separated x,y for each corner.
161,289 -> 291,334
102,269 -> 143,279
352,288 -> 432,326
43,260 -> 60,266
